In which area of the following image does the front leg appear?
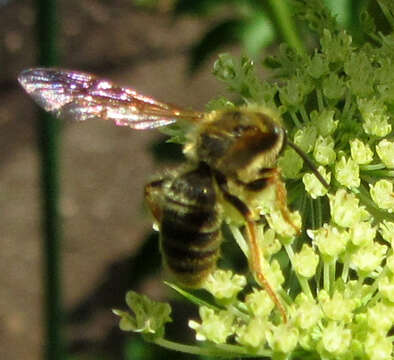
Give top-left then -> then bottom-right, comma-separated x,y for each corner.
242,169 -> 301,234
267,169 -> 301,234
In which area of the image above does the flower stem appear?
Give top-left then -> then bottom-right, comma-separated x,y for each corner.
299,105 -> 310,123
329,261 -> 336,293
360,163 -> 386,171
323,261 -> 330,293
342,261 -> 349,283
153,337 -> 271,358
284,245 -> 313,299
316,88 -> 324,111
290,111 -> 302,128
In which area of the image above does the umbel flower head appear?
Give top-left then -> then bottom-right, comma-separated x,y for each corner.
115,1 -> 394,359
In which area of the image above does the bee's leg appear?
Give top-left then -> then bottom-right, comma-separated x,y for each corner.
269,169 -> 301,234
144,179 -> 166,224
214,171 -> 287,322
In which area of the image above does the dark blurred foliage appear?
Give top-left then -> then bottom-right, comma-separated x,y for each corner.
133,0 -> 388,73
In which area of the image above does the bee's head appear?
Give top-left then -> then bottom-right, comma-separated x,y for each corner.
191,107 -> 286,183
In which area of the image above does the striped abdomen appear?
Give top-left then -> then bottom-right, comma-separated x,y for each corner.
160,163 -> 222,287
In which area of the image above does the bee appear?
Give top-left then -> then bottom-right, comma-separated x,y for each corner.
19,68 -> 329,322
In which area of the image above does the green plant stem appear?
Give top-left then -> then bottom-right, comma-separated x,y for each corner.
315,198 -> 323,228
290,111 -> 302,128
309,197 -> 316,229
353,184 -> 394,222
364,169 -> 394,177
342,261 -> 349,283
329,260 -> 336,294
36,0 -> 64,360
284,245 -> 313,299
152,338 -> 271,358
267,0 -> 306,54
323,261 -> 330,293
316,88 -> 324,111
299,104 -> 310,122
360,163 -> 386,171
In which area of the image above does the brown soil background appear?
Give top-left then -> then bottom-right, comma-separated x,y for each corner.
0,1 -> 236,359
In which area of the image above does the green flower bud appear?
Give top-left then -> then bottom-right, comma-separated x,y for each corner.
293,293 -> 322,330
314,135 -> 336,165
318,290 -> 356,323
203,270 -> 246,301
335,155 -> 360,188
213,54 -> 236,81
308,52 -> 329,79
279,77 -> 305,107
298,332 -> 315,352
387,254 -> 394,273
376,139 -> 394,168
266,209 -> 301,241
345,53 -> 374,97
378,274 -> 394,302
321,29 -> 352,64
308,224 -> 349,260
357,97 -> 392,137
245,288 -> 275,318
293,244 -> 319,278
260,227 -> 282,258
350,242 -> 387,276
322,72 -> 346,100
379,221 -> 394,246
270,259 -> 285,289
205,97 -> 235,112
350,139 -> 373,165
367,302 -> 393,334
349,221 -> 376,246
311,109 -> 338,136
294,125 -> 318,153
303,165 -> 331,199
267,323 -> 299,353
370,180 -> 394,212
189,307 -> 235,344
113,291 -> 172,337
365,333 -> 393,360
318,321 -> 352,356
236,317 -> 269,348
329,189 -> 369,228
278,147 -> 303,179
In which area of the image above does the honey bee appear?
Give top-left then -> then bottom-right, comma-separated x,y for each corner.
19,68 -> 329,322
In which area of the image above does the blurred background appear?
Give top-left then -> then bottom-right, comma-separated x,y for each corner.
0,0 -> 377,359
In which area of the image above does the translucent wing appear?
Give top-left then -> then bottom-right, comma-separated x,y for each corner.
18,68 -> 204,130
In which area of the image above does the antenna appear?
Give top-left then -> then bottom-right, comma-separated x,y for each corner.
287,140 -> 330,190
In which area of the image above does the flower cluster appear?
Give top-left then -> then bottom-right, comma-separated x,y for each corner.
115,1 -> 394,359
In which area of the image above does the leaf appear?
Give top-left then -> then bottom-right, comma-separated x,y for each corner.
240,13 -> 275,57
377,0 -> 394,29
165,281 -> 223,311
113,291 -> 172,338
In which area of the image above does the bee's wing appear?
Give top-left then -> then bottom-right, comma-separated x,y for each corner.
18,68 -> 204,129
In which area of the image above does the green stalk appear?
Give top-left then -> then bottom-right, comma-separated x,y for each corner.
153,338 -> 271,358
284,245 -> 313,299
36,0 -> 63,359
267,0 -> 306,54
323,261 -> 330,293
